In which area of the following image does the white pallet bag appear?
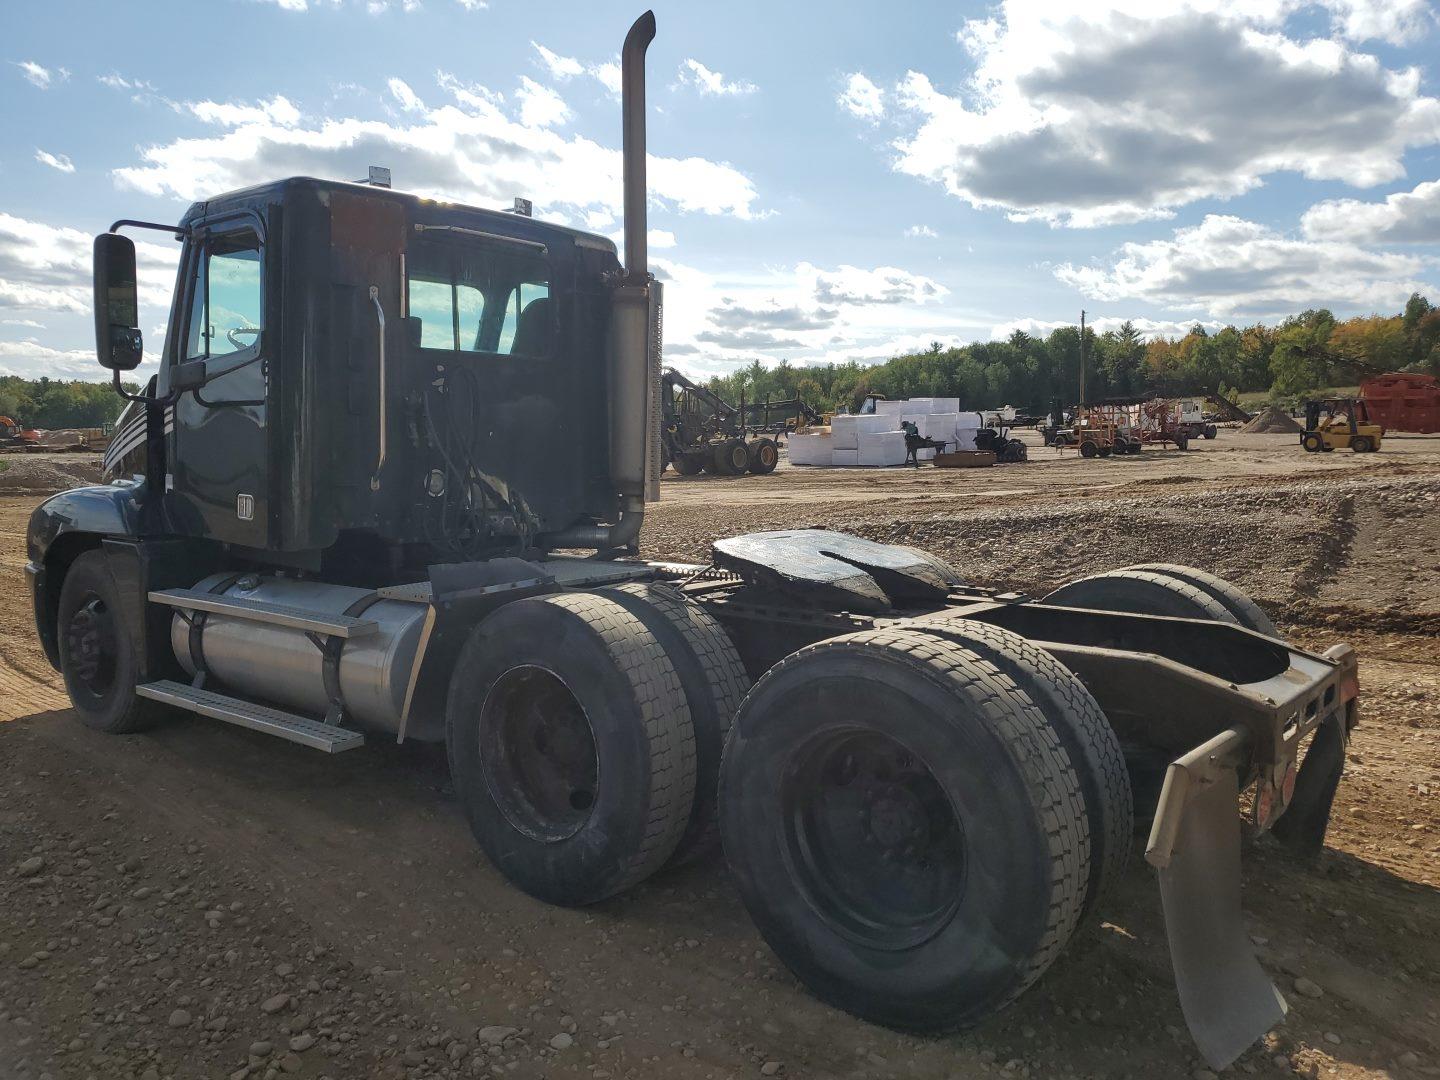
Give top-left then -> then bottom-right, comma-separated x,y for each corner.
924,413 -> 962,441
857,414 -> 899,434
872,399 -> 907,416
830,415 -> 862,450
951,427 -> 980,451
917,447 -> 937,462
787,433 -> 831,466
858,431 -> 908,467
926,397 -> 961,414
830,448 -> 860,467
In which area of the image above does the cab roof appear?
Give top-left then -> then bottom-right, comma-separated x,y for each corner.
178,175 -> 619,256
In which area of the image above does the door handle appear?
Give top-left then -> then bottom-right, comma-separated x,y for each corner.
369,285 -> 386,491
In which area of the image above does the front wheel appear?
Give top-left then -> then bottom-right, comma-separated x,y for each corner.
56,550 -> 160,734
1351,436 -> 1373,453
1301,434 -> 1323,453
1080,441 -> 1097,458
672,454 -> 704,476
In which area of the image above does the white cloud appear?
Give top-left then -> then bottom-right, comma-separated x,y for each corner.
515,77 -> 571,128
866,1 -> 1440,228
1300,179 -> 1440,244
531,42 -> 621,97
532,42 -> 585,80
252,0 -> 309,9
189,95 -> 302,128
838,73 -> 884,121
0,340 -> 107,381
14,61 -> 62,89
904,224 -> 938,239
651,257 -> 957,374
677,59 -> 756,97
456,0 -> 487,8
387,77 -> 424,113
1322,0 -> 1435,45
35,150 -> 75,174
113,77 -> 759,224
1055,214 -> 1434,318
590,62 -> 622,97
0,213 -> 180,317
802,263 -> 947,306
97,72 -> 159,96
1,319 -> 46,329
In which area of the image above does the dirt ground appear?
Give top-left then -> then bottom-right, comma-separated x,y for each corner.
0,433 -> 1436,1080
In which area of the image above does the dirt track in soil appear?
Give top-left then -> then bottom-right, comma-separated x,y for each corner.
0,433 -> 1437,1080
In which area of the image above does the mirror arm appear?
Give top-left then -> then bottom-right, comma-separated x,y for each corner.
110,219 -> 189,240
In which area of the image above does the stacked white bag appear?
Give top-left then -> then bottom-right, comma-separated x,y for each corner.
872,399 -> 907,416
951,410 -> 982,451
858,431 -> 907,466
831,413 -> 898,450
831,449 -> 860,467
787,432 -> 833,467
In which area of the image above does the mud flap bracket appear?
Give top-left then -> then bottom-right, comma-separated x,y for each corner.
1146,725 -> 1287,1071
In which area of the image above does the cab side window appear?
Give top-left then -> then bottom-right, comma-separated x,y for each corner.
407,240 -> 550,358
185,232 -> 263,361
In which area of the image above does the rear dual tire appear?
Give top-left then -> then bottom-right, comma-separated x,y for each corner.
1043,565 -> 1277,637
446,593 -> 697,905
719,628 -> 1091,1033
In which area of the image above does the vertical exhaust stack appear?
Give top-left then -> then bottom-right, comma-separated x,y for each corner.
544,11 -> 658,553
621,11 -> 655,284
605,11 -> 659,548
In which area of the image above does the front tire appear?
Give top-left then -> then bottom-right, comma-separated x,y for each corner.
446,593 -> 696,905
720,628 -> 1089,1033
56,550 -> 159,734
672,454 -> 704,476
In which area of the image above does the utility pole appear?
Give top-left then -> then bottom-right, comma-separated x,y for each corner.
1078,309 -> 1087,408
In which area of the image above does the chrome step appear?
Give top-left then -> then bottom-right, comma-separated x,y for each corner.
148,589 -> 379,638
136,680 -> 365,753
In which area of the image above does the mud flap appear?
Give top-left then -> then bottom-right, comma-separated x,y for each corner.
1147,727 -> 1287,1070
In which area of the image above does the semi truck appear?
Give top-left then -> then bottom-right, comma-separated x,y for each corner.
30,13 -> 1356,1070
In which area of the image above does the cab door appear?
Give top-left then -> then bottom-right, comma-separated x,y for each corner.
169,219 -> 271,547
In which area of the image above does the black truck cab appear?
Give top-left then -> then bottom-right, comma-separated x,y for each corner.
137,178 -> 622,555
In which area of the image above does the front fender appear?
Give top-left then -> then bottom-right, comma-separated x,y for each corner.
27,482 -> 148,668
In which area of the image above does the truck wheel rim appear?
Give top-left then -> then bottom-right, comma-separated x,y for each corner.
782,730 -> 965,950
480,666 -> 598,843
64,595 -> 117,698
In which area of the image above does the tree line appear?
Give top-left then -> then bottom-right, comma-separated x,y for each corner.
700,293 -> 1440,415
0,376 -> 134,431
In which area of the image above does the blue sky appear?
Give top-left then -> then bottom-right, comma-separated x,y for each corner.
3,0 -> 1439,382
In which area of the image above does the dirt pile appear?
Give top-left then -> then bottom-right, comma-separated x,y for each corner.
1242,405 -> 1303,434
0,454 -> 103,494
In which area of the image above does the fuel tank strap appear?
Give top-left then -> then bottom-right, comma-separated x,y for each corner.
317,593 -> 385,726
187,572 -> 247,690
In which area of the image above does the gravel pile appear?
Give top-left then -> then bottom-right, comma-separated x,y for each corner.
1241,406 -> 1303,434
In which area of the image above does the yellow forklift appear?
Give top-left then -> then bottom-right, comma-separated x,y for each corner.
1300,397 -> 1384,453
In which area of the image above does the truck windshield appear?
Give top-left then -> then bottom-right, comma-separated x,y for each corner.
407,240 -> 551,357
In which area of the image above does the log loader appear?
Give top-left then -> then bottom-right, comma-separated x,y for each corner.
29,12 -> 1356,1070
